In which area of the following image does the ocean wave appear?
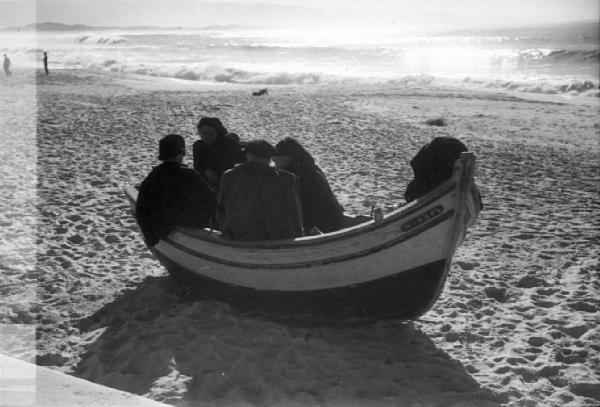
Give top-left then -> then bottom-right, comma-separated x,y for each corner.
464,77 -> 600,96
518,48 -> 599,63
547,49 -> 600,62
0,46 -> 46,54
218,43 -> 353,53
212,69 -> 321,85
88,60 -> 323,85
386,75 -> 436,86
23,47 -> 46,54
519,48 -> 557,60
59,56 -> 599,97
74,34 -> 127,45
167,66 -> 322,85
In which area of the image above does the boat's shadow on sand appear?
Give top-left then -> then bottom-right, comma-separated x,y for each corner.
74,276 -> 503,406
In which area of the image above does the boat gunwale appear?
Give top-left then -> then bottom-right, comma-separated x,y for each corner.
166,181 -> 457,249
160,209 -> 455,270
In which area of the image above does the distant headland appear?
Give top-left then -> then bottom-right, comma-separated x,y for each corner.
2,22 -> 255,31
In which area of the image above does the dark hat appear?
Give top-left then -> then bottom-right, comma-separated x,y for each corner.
197,117 -> 227,136
274,138 -> 298,157
158,133 -> 185,160
243,139 -> 276,158
274,137 -> 315,165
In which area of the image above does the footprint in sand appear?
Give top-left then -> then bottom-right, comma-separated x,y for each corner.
555,348 -> 588,364
516,275 -> 547,288
484,287 -> 509,303
527,336 -> 548,347
570,382 -> 600,402
567,300 -> 598,313
559,324 -> 590,339
532,299 -> 557,308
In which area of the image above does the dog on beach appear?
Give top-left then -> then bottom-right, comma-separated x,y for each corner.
252,88 -> 268,96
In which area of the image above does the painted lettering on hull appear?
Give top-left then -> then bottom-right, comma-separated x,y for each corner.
401,205 -> 444,232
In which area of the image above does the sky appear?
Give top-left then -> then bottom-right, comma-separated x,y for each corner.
0,0 -> 598,29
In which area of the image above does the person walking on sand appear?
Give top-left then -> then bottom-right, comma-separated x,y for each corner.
43,52 -> 49,75
193,117 -> 245,191
136,134 -> 217,247
217,139 -> 304,241
272,137 -> 344,233
3,54 -> 12,76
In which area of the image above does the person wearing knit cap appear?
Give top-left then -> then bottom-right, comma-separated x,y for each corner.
193,117 -> 245,191
217,139 -> 304,241
272,137 -> 344,233
136,134 -> 217,246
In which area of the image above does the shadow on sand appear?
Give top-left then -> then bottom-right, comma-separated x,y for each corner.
74,276 -> 504,406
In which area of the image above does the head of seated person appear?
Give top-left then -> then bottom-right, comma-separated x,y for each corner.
197,117 -> 227,146
159,133 -> 186,163
272,137 -> 315,170
243,140 -> 276,165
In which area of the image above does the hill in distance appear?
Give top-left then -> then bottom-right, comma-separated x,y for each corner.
2,22 -> 254,31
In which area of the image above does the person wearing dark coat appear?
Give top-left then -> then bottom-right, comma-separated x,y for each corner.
136,134 -> 217,246
217,140 -> 304,241
43,51 -> 49,75
404,136 -> 483,208
272,137 -> 344,233
192,117 -> 245,190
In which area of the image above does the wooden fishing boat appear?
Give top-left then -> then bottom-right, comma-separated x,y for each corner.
125,152 -> 481,323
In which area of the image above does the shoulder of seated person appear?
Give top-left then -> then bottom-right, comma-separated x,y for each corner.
193,140 -> 216,151
220,135 -> 241,146
275,168 -> 299,182
232,161 -> 249,170
221,162 -> 246,176
179,165 -> 203,176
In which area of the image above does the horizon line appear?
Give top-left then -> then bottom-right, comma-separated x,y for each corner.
2,18 -> 599,32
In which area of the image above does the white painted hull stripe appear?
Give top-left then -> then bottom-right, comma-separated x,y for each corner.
159,210 -> 453,270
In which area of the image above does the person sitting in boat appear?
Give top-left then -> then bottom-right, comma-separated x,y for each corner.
136,134 -> 217,246
217,139 -> 304,241
193,117 -> 245,191
405,137 -> 483,212
272,137 -> 344,233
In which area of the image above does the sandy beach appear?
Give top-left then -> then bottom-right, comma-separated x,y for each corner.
0,69 -> 598,406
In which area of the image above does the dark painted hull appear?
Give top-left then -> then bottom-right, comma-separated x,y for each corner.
155,250 -> 447,323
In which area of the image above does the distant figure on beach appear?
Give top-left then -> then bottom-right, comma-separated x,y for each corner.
43,52 -> 49,75
3,54 -> 11,76
193,117 -> 245,191
272,137 -> 343,233
252,88 -> 268,96
217,139 -> 304,241
136,134 -> 217,246
404,136 -> 470,202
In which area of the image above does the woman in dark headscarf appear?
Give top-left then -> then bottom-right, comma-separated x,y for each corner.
193,117 -> 245,190
404,136 -> 467,202
272,137 -> 344,233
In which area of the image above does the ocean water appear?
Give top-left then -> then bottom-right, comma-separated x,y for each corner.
1,22 -> 598,97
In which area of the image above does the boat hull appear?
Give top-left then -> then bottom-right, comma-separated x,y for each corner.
156,249 -> 447,323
